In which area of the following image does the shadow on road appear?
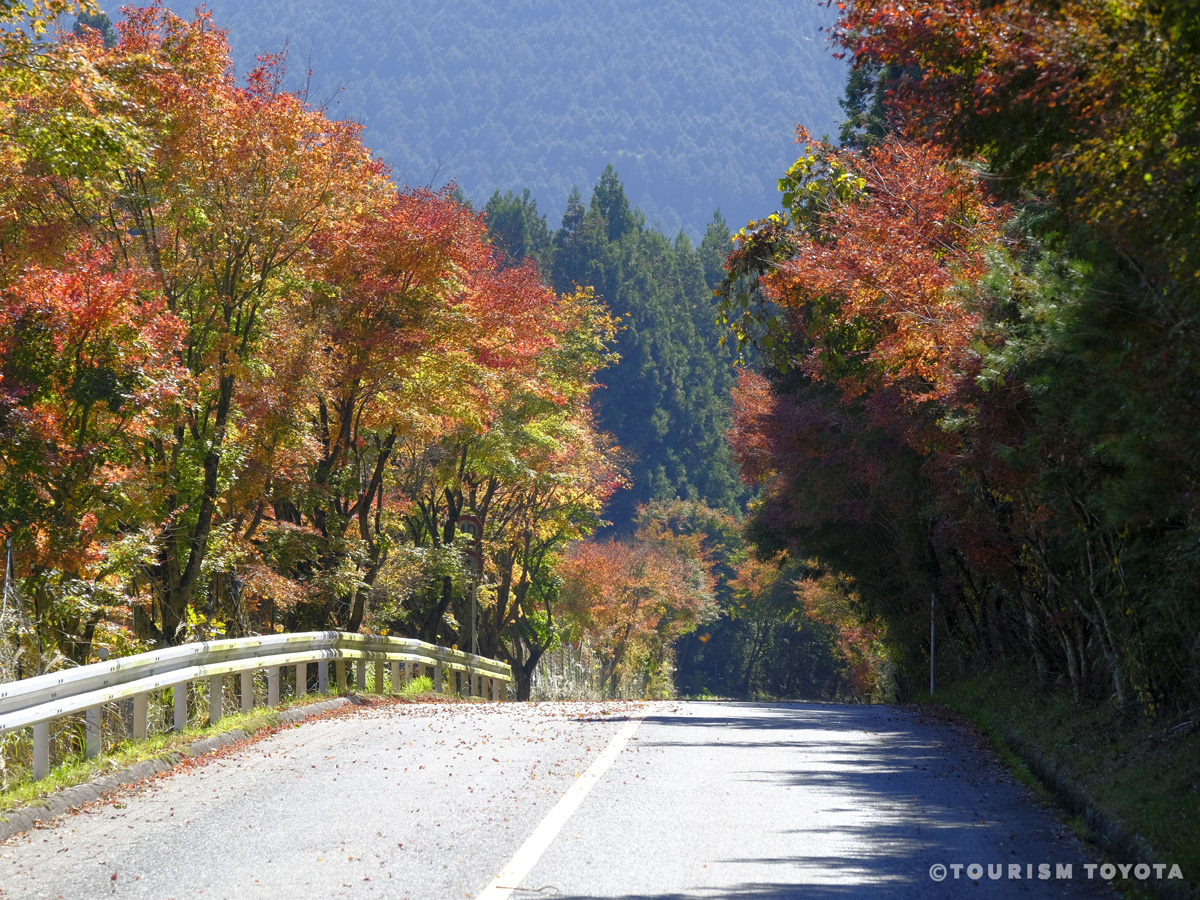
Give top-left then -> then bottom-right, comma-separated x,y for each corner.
520,887 -> 879,899
536,702 -> 1107,899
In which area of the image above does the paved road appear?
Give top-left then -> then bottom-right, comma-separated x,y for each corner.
0,701 -> 1114,899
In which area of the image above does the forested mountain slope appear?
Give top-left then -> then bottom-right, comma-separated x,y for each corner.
185,0 -> 845,237
486,172 -> 745,530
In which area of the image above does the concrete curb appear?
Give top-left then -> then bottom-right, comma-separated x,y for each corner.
0,696 -> 349,842
997,724 -> 1193,900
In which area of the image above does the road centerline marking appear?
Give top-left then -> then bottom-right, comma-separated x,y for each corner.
477,711 -> 647,900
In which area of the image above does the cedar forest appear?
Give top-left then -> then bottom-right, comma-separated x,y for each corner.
199,0 -> 846,242
0,1 -> 1198,727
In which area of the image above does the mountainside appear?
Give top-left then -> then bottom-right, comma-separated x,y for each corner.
483,171 -> 745,530
186,0 -> 846,237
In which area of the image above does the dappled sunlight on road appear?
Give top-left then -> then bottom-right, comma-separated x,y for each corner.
517,702 -> 1110,899
0,700 -> 1110,899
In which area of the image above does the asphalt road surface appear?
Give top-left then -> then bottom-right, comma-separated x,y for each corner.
0,700 -> 1115,899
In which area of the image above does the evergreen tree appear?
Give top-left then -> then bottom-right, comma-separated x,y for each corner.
837,59 -> 898,149
74,11 -> 119,49
698,211 -> 732,290
589,164 -> 638,243
484,188 -> 550,267
533,169 -> 744,529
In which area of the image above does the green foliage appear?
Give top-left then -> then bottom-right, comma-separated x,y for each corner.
960,222 -> 1200,711
484,189 -> 550,267
674,542 -> 849,700
369,542 -> 469,635
401,675 -> 434,695
524,168 -> 746,529
836,58 -> 901,150
73,11 -> 117,47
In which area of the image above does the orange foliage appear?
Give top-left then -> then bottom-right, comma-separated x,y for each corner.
0,243 -> 186,573
762,134 -> 1000,405
727,368 -> 776,486
558,518 -> 715,694
793,570 -> 889,700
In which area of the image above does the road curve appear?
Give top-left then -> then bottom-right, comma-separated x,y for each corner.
0,700 -> 1113,899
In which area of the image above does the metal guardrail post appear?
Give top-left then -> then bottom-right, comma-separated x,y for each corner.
295,662 -> 307,697
173,683 -> 187,732
33,721 -> 48,780
335,660 -> 347,692
434,662 -> 444,693
85,706 -> 101,759
355,660 -> 365,691
133,692 -> 148,740
390,661 -> 400,692
209,676 -> 223,726
268,667 -> 280,706
318,661 -> 329,693
374,660 -> 384,695
240,671 -> 254,713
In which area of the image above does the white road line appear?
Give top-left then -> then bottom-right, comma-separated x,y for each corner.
476,712 -> 647,900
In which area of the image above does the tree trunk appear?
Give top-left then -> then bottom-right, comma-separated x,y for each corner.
159,371 -> 235,645
516,648 -> 545,701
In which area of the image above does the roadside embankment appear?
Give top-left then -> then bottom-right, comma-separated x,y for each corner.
1,686 -> 448,841
0,695 -> 355,840
931,667 -> 1198,899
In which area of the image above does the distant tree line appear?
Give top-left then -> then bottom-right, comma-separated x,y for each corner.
202,0 -> 846,237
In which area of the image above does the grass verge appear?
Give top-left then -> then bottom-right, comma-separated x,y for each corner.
1,678 -> 444,817
928,665 -> 1198,898
0,692 -> 341,817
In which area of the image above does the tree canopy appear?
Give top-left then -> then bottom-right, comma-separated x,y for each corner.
719,0 -> 1200,712
0,5 -> 622,703
486,169 -> 747,532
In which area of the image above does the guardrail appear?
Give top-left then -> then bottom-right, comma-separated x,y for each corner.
0,631 -> 513,779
